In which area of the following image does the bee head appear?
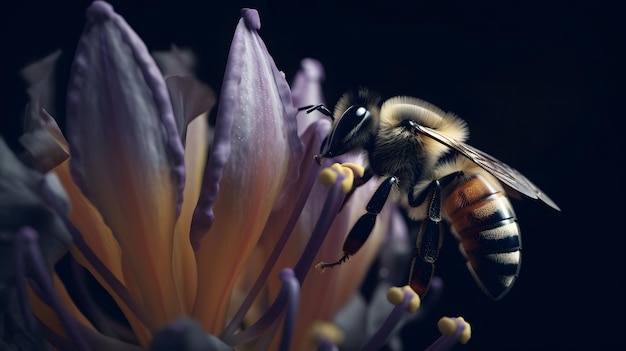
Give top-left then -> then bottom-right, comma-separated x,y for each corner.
316,89 -> 381,163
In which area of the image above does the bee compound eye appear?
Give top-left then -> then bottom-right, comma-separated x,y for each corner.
355,106 -> 368,117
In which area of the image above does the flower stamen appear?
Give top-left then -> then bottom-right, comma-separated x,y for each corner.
69,257 -> 118,338
318,163 -> 362,194
278,269 -> 300,351
308,321 -> 343,351
221,159 -> 320,339
40,180 -> 157,333
16,226 -> 92,351
293,169 -> 346,280
223,169 -> 346,345
361,286 -> 421,351
425,316 -> 472,351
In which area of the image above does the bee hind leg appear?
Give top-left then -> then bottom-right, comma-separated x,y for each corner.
409,215 -> 444,297
408,173 -> 462,297
316,176 -> 397,271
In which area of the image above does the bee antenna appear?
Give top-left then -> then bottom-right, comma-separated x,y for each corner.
297,104 -> 334,121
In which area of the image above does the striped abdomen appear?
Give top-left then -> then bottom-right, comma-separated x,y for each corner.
443,172 -> 521,300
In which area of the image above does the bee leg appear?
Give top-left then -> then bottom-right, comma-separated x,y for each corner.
316,176 -> 397,271
340,166 -> 374,211
407,171 -> 464,296
408,171 -> 464,208
408,179 -> 445,297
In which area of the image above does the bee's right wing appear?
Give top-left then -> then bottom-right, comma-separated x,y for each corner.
413,123 -> 560,211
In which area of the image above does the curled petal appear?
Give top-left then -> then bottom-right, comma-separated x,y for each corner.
154,46 -> 216,143
18,50 -> 69,172
191,8 -> 301,333
152,45 -> 197,78
154,47 -> 215,312
172,113 -> 210,312
0,139 -> 71,270
165,75 -> 216,143
66,1 -> 184,326
0,138 -> 71,351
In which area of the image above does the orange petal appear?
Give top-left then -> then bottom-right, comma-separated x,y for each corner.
66,2 -> 185,326
172,113 -> 208,313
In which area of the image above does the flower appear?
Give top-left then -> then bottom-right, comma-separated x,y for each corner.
2,1 -> 473,350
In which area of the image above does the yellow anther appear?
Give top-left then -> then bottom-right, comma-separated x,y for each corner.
386,286 -> 421,313
339,166 -> 354,194
330,163 -> 343,172
307,321 -> 344,349
437,316 -> 472,344
341,162 -> 365,178
318,167 -> 338,185
386,286 -> 404,305
457,317 -> 472,344
319,163 -> 357,193
437,317 -> 457,336
402,285 -> 421,312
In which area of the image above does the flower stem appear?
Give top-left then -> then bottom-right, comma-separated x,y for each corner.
425,319 -> 467,351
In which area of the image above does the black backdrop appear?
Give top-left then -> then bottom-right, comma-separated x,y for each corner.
2,1 -> 621,350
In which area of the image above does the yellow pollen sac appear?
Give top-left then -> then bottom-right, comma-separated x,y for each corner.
340,162 -> 365,178
386,285 -> 421,312
307,321 -> 345,348
339,167 -> 354,194
402,285 -> 421,312
318,166 -> 339,185
386,286 -> 404,305
318,163 -> 358,194
330,163 -> 343,172
437,316 -> 472,344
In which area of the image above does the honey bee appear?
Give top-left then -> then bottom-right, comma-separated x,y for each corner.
301,88 -> 560,300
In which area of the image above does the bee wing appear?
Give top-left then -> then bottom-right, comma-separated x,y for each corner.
414,124 -> 560,211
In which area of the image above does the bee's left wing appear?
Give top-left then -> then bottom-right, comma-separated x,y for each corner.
413,123 -> 560,211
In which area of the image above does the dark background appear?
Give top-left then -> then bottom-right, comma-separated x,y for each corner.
2,0 -> 621,350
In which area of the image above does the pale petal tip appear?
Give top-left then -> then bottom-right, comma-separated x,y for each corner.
241,8 -> 261,30
86,0 -> 114,23
301,58 -> 326,81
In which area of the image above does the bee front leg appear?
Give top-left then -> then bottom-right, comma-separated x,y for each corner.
316,176 -> 397,271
